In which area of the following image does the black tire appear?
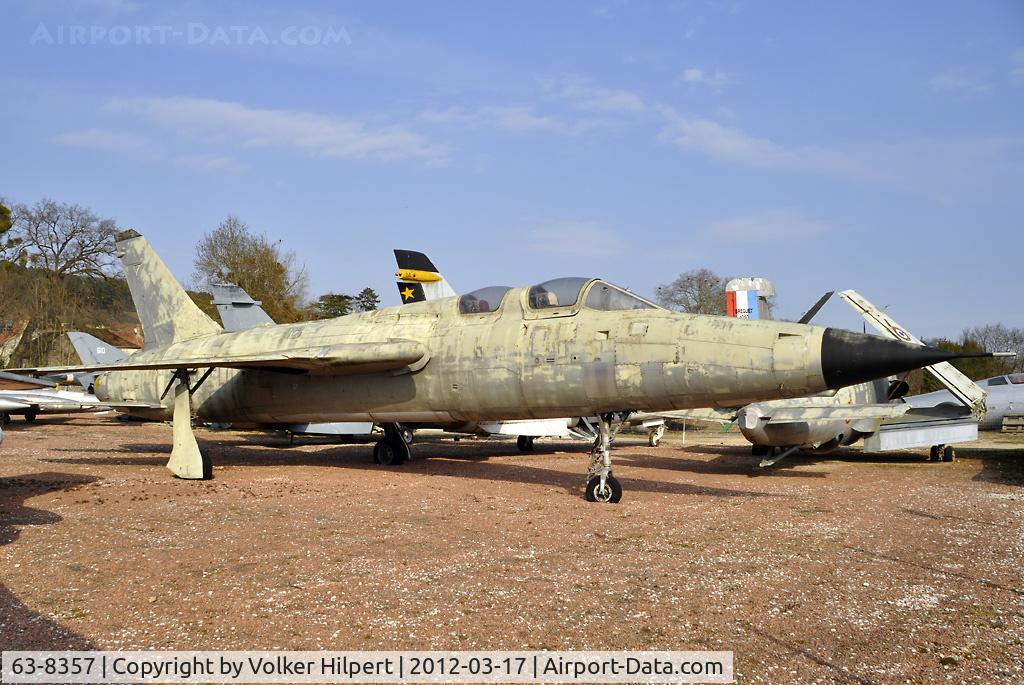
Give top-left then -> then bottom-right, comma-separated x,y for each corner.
24,412 -> 37,423
585,475 -> 622,503
0,413 -> 10,426
648,431 -> 661,447
517,435 -> 535,452
929,445 -> 941,461
752,444 -> 771,457
942,445 -> 955,462
374,439 -> 409,466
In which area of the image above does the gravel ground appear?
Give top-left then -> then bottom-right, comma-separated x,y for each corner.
1,414 -> 1022,684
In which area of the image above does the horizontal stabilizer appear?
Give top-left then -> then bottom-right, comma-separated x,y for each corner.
6,340 -> 428,377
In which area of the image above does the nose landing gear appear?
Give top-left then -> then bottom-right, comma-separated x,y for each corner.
373,423 -> 411,465
584,412 -> 629,503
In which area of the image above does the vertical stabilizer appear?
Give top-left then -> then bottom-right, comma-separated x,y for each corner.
67,332 -> 128,365
393,249 -> 457,303
115,230 -> 222,349
211,283 -> 276,331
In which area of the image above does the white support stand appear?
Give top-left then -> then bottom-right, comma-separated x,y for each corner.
166,374 -> 211,479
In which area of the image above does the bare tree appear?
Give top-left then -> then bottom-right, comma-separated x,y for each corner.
10,198 -> 120,277
193,215 -> 308,323
962,324 -> 1024,374
655,268 -> 727,315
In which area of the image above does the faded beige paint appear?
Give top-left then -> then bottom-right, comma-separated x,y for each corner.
95,281 -> 829,427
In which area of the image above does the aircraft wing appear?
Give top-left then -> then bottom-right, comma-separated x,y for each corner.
6,340 -> 429,377
0,371 -> 59,391
839,290 -> 986,412
751,403 -> 909,424
631,408 -> 737,425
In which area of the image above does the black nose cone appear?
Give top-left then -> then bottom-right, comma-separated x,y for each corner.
821,328 -> 983,389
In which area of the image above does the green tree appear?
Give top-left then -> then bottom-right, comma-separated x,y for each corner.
919,338 -> 1002,392
353,287 -> 380,312
0,199 -> 19,267
309,293 -> 353,319
193,216 -> 308,323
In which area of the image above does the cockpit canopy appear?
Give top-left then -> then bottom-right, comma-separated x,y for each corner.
528,277 -> 590,309
458,285 -> 513,314
458,278 -> 657,315
528,277 -> 657,311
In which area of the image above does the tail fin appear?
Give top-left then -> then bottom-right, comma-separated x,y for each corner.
211,283 -> 276,332
116,230 -> 222,349
68,332 -> 127,365
393,249 -> 457,304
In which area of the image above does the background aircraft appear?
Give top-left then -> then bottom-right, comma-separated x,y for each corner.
905,372 -> 1023,431
0,369 -> 111,424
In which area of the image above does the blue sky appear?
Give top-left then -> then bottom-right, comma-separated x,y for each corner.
1,0 -> 1022,337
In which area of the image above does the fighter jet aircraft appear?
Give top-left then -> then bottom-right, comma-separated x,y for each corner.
0,370 -> 112,424
9,230 -> 993,502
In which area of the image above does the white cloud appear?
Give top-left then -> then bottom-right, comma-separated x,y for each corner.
53,128 -> 159,160
543,75 -> 646,113
680,67 -> 734,87
55,127 -> 247,173
657,108 -> 1024,201
526,221 -> 626,258
929,68 -> 991,95
706,211 -> 832,242
176,153 -> 245,173
421,105 -> 588,134
108,96 -> 445,161
658,113 -> 798,167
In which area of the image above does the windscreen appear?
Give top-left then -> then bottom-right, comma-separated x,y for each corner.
459,286 -> 512,314
527,277 -> 590,309
585,282 -> 656,311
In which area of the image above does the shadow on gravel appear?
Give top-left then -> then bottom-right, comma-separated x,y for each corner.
959,446 -> 1024,486
615,450 -> 827,480
740,621 -> 879,685
0,472 -> 100,545
0,472 -> 98,649
328,449 -> 776,499
48,440 -> 774,499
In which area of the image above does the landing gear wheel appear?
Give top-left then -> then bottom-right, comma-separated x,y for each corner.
929,445 -> 941,462
752,444 -> 771,457
517,435 -> 535,452
24,412 -> 37,423
648,425 -> 666,447
942,445 -> 955,462
0,413 -> 9,426
400,427 -> 414,445
585,475 -> 622,503
373,438 -> 409,466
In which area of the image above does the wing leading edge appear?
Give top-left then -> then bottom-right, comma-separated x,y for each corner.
6,340 -> 429,377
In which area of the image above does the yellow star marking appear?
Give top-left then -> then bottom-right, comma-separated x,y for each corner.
401,287 -> 416,301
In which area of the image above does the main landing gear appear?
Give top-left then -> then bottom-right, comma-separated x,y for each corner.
585,412 -> 629,503
516,435 -> 536,452
373,423 -> 411,465
929,444 -> 956,462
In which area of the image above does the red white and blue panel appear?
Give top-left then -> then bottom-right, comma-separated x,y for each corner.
726,290 -> 759,319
